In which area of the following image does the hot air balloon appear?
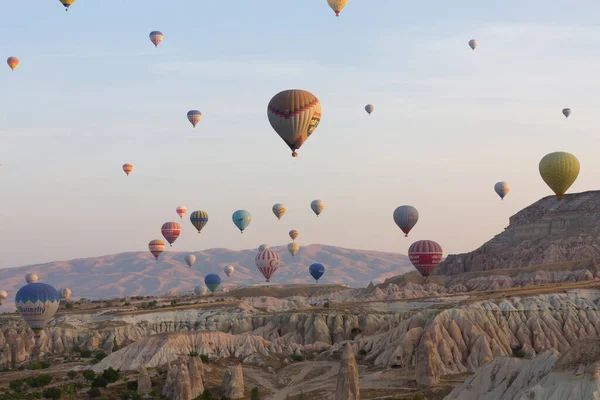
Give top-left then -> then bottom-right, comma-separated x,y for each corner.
327,0 -> 348,16
7,57 -> 19,71
232,210 -> 251,233
539,152 -> 580,198
289,230 -> 299,241
176,206 -> 187,219
393,206 -> 419,237
562,108 -> 571,119
288,242 -> 300,257
255,249 -> 280,282
194,285 -> 208,296
59,0 -> 75,11
408,240 -> 443,278
469,39 -> 478,50
0,290 -> 7,305
494,182 -> 510,200
161,222 -> 181,246
184,254 -> 196,268
187,110 -> 202,128
148,239 -> 165,260
15,283 -> 60,337
25,273 -> 39,284
259,244 -> 271,252
58,288 -> 72,300
267,89 -> 322,157
272,204 -> 286,221
309,263 -> 325,282
123,163 -> 133,176
224,265 -> 234,277
204,274 -> 221,294
149,31 -> 163,47
190,211 -> 209,233
311,200 -> 325,217
365,104 -> 374,115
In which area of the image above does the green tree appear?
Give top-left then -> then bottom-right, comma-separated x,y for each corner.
26,374 -> 52,388
67,370 -> 77,379
94,351 -> 107,361
82,370 -> 96,381
102,367 -> 120,383
251,387 -> 260,400
91,377 -> 108,388
42,387 -> 62,400
9,379 -> 25,393
80,350 -> 92,358
87,387 -> 101,398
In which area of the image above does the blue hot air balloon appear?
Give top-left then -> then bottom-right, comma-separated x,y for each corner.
309,263 -> 325,282
232,210 -> 251,233
15,283 -> 60,337
204,274 -> 221,294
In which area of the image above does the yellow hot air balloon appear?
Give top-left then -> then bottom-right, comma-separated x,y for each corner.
327,0 -> 348,17
539,152 -> 580,198
59,0 -> 75,11
7,57 -> 19,71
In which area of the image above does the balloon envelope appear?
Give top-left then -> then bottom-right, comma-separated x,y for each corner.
255,250 -> 280,282
259,244 -> 271,252
161,222 -> 181,246
469,39 -> 478,50
25,273 -> 39,284
289,230 -> 299,241
288,242 -> 300,257
408,240 -> 443,278
194,285 -> 208,296
232,210 -> 251,233
204,274 -> 221,293
309,263 -> 325,282
59,0 -> 75,10
539,152 -> 580,198
272,204 -> 286,220
311,200 -> 325,217
58,288 -> 72,300
190,211 -> 209,233
185,254 -> 196,268
224,265 -> 234,277
187,110 -> 202,127
494,182 -> 510,200
149,31 -> 163,47
327,0 -> 348,16
393,205 -> 419,237
562,108 -> 571,118
7,57 -> 19,71
15,283 -> 60,336
176,206 -> 187,219
123,163 -> 133,176
365,104 -> 374,115
148,240 -> 165,260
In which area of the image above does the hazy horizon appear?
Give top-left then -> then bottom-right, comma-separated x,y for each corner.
2,1 -> 600,268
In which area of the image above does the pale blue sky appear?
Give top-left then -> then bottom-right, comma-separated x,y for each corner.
2,1 -> 600,268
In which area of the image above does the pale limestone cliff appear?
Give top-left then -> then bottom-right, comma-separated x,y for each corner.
137,366 -> 152,394
161,356 -> 205,400
335,342 -> 360,400
222,364 -> 244,399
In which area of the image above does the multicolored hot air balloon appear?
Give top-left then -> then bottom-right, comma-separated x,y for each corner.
267,89 -> 322,157
204,274 -> 221,294
15,283 -> 60,337
494,182 -> 510,200
149,31 -> 163,47
176,206 -> 187,219
309,263 -> 325,282
259,244 -> 271,252
539,152 -> 580,198
123,163 -> 133,176
393,205 -> 419,237
59,0 -> 75,11
272,204 -> 286,220
7,57 -> 19,71
288,242 -> 300,257
0,290 -> 7,305
58,288 -> 72,300
327,0 -> 348,16
469,39 -> 478,50
25,273 -> 39,284
365,104 -> 374,115
562,108 -> 571,119
232,210 -> 251,233
311,200 -> 325,217
184,254 -> 196,268
161,222 -> 181,246
148,240 -> 165,260
190,211 -> 209,233
408,240 -> 443,278
289,230 -> 299,241
194,285 -> 208,296
255,249 -> 280,282
187,110 -> 202,127
224,265 -> 234,277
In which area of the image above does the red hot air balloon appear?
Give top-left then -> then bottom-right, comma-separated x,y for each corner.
148,239 -> 165,260
408,240 -> 443,278
255,249 -> 280,282
161,222 -> 181,247
176,206 -> 187,219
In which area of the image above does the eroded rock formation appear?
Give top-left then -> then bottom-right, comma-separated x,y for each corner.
335,342 -> 360,400
222,364 -> 244,399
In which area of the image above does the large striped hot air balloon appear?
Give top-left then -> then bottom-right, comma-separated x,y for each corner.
148,239 -> 165,260
327,0 -> 348,16
267,89 -> 322,157
7,57 -> 19,71
272,204 -> 286,221
494,182 -> 510,200
393,205 -> 419,237
255,250 -> 280,282
161,222 -> 181,246
176,206 -> 187,219
288,242 -> 299,257
190,211 -> 209,233
15,283 -> 60,337
204,274 -> 221,294
25,273 -> 39,284
187,110 -> 202,127
123,163 -> 133,176
149,31 -> 163,47
408,240 -> 443,278
289,230 -> 299,241
311,200 -> 325,217
539,152 -> 580,198
232,210 -> 251,233
59,0 -> 75,11
309,263 -> 325,282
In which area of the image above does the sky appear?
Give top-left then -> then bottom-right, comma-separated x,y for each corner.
2,1 -> 600,268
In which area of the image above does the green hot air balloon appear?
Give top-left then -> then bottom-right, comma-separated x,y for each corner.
190,211 -> 209,234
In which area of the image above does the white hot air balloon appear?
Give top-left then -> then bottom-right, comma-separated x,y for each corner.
25,273 -> 39,284
185,254 -> 196,268
224,265 -> 234,277
258,244 -> 271,252
255,250 -> 281,282
311,200 -> 325,217
0,290 -> 7,305
58,288 -> 72,300
194,286 -> 208,296
288,242 -> 300,257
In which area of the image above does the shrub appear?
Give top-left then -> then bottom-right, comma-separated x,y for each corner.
188,351 -> 198,357
512,344 -> 527,358
42,387 -> 62,400
123,302 -> 131,306
95,351 -> 107,361
82,370 -> 96,381
9,379 -> 25,392
25,374 -> 52,388
67,370 -> 77,379
323,301 -> 330,308
358,349 -> 368,356
65,303 -> 73,309
91,376 -> 108,388
251,387 -> 260,400
126,381 -> 138,391
80,349 -> 92,358
102,367 -> 121,383
199,354 -> 209,363
290,354 -> 304,362
198,389 -> 214,399
87,387 -> 102,398
170,300 -> 178,306
30,361 -> 42,370
412,395 -> 425,400
40,361 -> 51,369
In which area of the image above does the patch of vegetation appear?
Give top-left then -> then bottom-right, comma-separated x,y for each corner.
9,380 -> 25,393
512,344 -> 527,358
25,374 -> 52,388
65,302 -> 73,309
189,351 -> 199,357
196,389 -> 214,399
95,351 -> 107,361
91,376 -> 108,388
42,387 -> 62,400
412,395 -> 425,400
102,367 -> 121,383
80,349 -> 93,358
199,354 -> 209,363
251,387 -> 260,400
67,370 -> 77,379
126,381 -> 138,391
170,300 -> 178,306
323,301 -> 330,308
358,349 -> 368,356
290,353 -> 304,362
87,387 -> 102,398
82,370 -> 96,381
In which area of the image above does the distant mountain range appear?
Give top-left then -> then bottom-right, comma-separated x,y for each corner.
0,245 -> 412,310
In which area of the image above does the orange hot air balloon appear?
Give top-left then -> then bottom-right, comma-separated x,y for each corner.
176,206 -> 187,219
7,57 -> 19,71
123,163 -> 133,176
148,239 -> 165,260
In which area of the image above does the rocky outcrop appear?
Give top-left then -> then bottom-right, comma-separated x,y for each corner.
137,366 -> 152,394
415,332 -> 440,386
437,191 -> 600,275
222,364 -> 244,399
162,356 -> 205,400
335,343 -> 360,400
